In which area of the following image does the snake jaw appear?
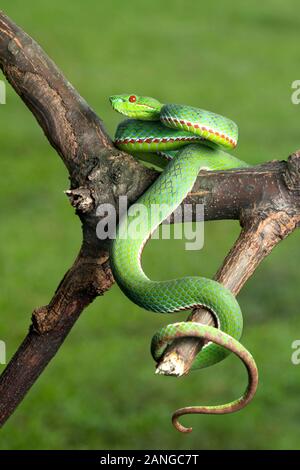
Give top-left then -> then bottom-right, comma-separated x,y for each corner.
109,95 -> 126,111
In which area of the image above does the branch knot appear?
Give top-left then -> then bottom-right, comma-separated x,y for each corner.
65,188 -> 94,213
284,151 -> 300,191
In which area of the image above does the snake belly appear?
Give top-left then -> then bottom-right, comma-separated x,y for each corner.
109,94 -> 256,432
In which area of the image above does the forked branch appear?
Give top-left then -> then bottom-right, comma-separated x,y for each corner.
0,11 -> 300,428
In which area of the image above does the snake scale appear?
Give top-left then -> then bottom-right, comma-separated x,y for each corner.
109,94 -> 258,433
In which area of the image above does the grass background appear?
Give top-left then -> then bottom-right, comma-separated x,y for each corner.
0,0 -> 300,450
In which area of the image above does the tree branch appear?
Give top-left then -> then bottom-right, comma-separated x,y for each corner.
0,11 -> 300,427
156,205 -> 300,376
0,11 -> 156,426
157,155 -> 300,375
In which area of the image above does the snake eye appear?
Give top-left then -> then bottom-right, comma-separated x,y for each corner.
129,95 -> 137,103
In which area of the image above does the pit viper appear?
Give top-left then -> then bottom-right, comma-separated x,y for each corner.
109,94 -> 258,433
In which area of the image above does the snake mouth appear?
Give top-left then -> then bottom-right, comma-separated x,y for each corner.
109,95 -> 123,102
109,95 -> 125,106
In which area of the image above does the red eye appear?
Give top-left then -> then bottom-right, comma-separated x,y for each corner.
129,95 -> 136,103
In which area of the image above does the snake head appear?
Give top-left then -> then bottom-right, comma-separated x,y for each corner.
109,94 -> 162,121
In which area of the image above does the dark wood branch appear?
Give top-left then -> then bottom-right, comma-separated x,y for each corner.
0,11 -> 155,426
156,160 -> 300,375
0,247 -> 113,425
0,12 -> 113,178
1,11 -> 300,427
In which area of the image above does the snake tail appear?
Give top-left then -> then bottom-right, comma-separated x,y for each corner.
152,323 -> 258,433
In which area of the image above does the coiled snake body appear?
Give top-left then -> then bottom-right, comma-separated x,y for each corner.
109,94 -> 258,433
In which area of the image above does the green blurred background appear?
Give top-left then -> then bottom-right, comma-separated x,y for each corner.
0,0 -> 300,450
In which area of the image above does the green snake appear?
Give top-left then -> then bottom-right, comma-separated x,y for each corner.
109,94 -> 258,433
